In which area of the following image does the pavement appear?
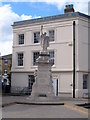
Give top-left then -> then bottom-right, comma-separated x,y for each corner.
1,94 -> 90,118
2,94 -> 89,105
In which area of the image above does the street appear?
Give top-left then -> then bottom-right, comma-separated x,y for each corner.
2,104 -> 88,118
1,95 -> 88,118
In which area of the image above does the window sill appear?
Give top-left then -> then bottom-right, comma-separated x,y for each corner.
49,41 -> 55,44
15,66 -> 24,69
52,64 -> 56,68
32,43 -> 40,45
31,65 -> 55,68
18,44 -> 25,46
31,65 -> 38,68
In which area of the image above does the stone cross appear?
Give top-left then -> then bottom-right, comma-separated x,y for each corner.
40,26 -> 49,52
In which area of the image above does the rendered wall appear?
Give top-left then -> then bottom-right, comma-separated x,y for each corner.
11,72 -> 29,93
11,17 -> 89,97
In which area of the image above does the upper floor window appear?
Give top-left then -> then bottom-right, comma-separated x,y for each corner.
4,59 -> 8,65
34,32 -> 40,43
49,51 -> 54,65
18,34 -> 24,45
33,52 -> 39,65
49,30 -> 55,42
83,74 -> 88,89
18,53 -> 23,66
33,51 -> 54,66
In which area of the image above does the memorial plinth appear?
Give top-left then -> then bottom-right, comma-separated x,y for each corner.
31,51 -> 54,102
28,26 -> 59,102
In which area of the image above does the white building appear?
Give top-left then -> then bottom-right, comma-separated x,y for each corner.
11,5 -> 90,98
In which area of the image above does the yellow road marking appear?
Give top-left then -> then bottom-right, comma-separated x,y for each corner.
64,103 -> 88,115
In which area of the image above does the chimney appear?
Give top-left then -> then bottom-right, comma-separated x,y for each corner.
64,4 -> 75,13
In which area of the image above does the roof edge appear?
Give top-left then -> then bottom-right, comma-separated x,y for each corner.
12,12 -> 90,27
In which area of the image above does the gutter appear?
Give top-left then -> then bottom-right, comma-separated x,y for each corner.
73,21 -> 75,98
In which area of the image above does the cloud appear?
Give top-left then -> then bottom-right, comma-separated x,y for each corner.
21,14 -> 41,20
0,41 -> 13,56
45,0 -> 89,14
0,0 -> 89,2
74,2 -> 88,15
21,14 -> 32,20
0,0 -> 89,14
0,4 -> 39,56
0,4 -> 20,42
0,0 -> 89,15
0,1 -> 89,55
0,4 -> 19,55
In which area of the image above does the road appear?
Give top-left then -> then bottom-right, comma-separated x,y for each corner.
1,95 -> 89,118
2,104 -> 88,118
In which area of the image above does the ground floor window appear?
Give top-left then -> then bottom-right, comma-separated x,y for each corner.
83,74 -> 88,89
28,75 -> 35,92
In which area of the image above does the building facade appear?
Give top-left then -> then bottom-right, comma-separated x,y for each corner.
0,57 -> 2,76
0,54 -> 12,76
0,54 -> 12,91
11,7 -> 90,98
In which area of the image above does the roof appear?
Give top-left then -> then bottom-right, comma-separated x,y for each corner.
13,12 -> 90,26
1,54 -> 12,60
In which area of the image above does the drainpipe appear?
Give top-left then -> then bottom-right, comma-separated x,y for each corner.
73,21 -> 75,98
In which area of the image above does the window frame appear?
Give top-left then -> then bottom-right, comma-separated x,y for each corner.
33,51 -> 40,65
28,75 -> 35,90
49,50 -> 55,65
17,52 -> 24,67
4,59 -> 8,65
18,34 -> 24,45
33,31 -> 40,43
49,30 -> 55,42
83,74 -> 88,89
32,50 -> 55,66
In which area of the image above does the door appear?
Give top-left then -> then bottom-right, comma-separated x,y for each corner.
28,75 -> 35,92
52,78 -> 58,96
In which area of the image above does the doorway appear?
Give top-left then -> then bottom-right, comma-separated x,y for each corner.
52,78 -> 58,96
28,75 -> 35,92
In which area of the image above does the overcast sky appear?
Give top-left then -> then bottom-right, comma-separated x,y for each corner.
0,0 -> 89,56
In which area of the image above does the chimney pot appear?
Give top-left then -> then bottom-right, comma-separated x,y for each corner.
64,4 -> 75,13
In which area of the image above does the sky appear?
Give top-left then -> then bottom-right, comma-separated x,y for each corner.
0,0 -> 90,56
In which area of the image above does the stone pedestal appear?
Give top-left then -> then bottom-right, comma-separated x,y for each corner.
31,51 -> 54,101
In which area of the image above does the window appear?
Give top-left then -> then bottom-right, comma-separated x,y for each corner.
33,51 -> 54,66
49,30 -> 54,42
18,34 -> 24,44
49,51 -> 54,65
18,53 -> 23,66
4,69 -> 7,74
83,74 -> 88,89
28,75 -> 35,91
33,52 -> 39,65
4,59 -> 8,65
34,32 -> 40,43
